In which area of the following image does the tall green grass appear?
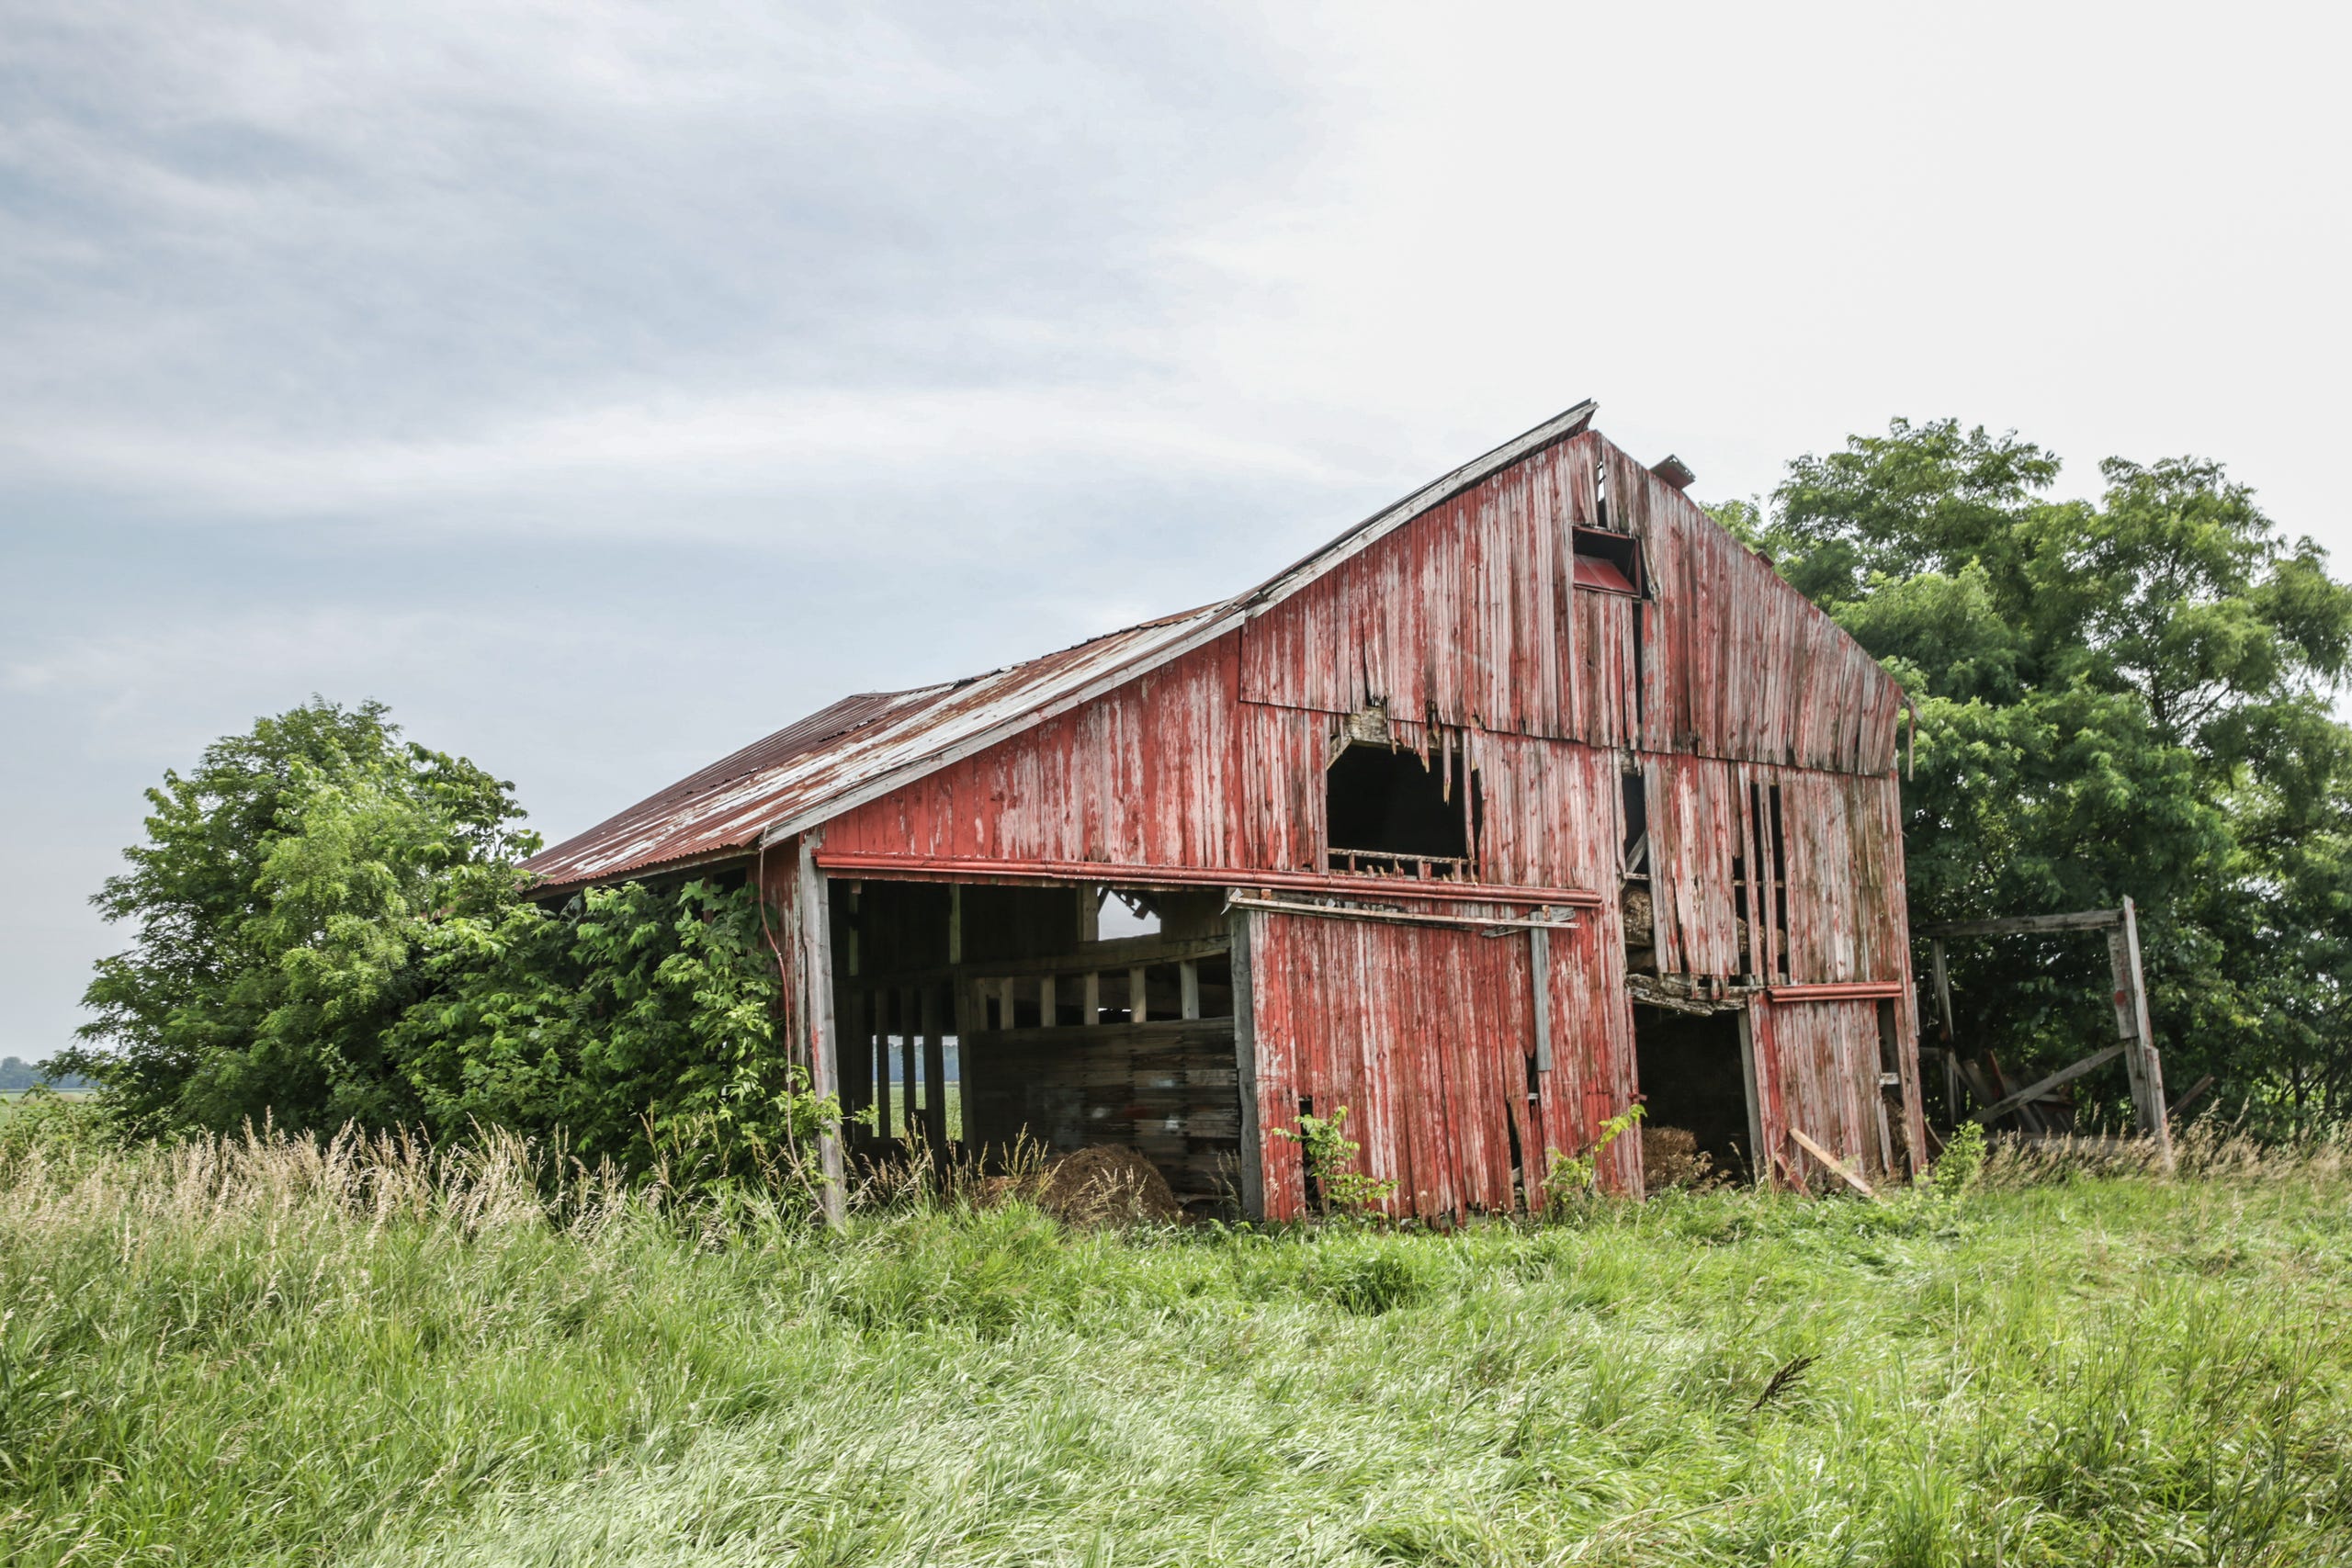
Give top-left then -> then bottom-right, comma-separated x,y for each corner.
5,1123 -> 2348,1565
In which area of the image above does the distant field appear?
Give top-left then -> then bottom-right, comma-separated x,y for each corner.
3,1125 -> 2346,1565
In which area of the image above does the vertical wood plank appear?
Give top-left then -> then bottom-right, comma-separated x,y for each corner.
2120,897 -> 2174,1166
1180,961 -> 1201,1021
1082,970 -> 1102,1025
875,991 -> 888,1142
1529,924 -> 1554,1073
1040,974 -> 1058,1029
899,987 -> 920,1145
922,986 -> 947,1151
793,834 -> 844,1227
1130,965 -> 1148,1024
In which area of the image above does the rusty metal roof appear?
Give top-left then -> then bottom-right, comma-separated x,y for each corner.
526,402 -> 1603,892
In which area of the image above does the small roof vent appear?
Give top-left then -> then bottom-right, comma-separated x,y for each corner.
1650,454 -> 1696,491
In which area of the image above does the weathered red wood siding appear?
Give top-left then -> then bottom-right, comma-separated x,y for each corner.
1246,904 -> 1637,1221
820,425 -> 1921,1205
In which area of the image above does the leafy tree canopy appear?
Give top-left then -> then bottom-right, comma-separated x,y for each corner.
1720,421 -> 2352,1119
54,700 -> 537,1135
55,698 -> 828,1164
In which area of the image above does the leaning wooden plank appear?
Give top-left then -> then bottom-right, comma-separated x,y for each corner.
1970,1044 -> 2124,1126
1788,1127 -> 1877,1200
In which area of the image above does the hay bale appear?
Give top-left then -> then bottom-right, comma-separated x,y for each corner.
1641,1125 -> 1715,1192
1032,1146 -> 1184,1227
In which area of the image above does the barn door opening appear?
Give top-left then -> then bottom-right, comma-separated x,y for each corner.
1631,1005 -> 1755,1188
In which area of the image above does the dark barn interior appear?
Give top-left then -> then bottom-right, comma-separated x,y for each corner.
1631,1005 -> 1756,1182
831,879 -> 1244,1212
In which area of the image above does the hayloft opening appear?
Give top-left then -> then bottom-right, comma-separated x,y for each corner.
1326,743 -> 1477,868
1572,525 -> 1642,595
1632,1005 -> 1755,1189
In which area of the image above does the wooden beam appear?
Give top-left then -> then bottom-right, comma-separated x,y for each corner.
2171,1074 -> 2217,1120
1179,960 -> 1201,1021
1130,965 -> 1148,1024
1970,1044 -> 2123,1126
1788,1127 -> 1877,1200
1921,909 -> 2123,938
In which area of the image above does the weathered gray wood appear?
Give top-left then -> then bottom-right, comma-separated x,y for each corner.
1081,970 -> 1102,1025
1789,1127 -> 1877,1200
1529,924 -> 1554,1073
1929,938 -> 1954,1041
1180,960 -> 1201,1021
2120,897 -> 2174,1166
947,885 -> 962,965
2108,929 -> 2150,1125
1130,965 -> 1148,1024
1970,1044 -> 2123,1126
1039,974 -> 1058,1029
1228,907 -> 1264,1221
794,834 -> 844,1227
1736,1008 -> 1763,1176
1921,909 -> 2124,938
2171,1074 -> 2216,1120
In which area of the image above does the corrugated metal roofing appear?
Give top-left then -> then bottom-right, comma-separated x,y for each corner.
525,400 -> 1604,893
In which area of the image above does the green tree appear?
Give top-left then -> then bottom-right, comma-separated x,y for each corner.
1724,421 -> 2352,1120
52,700 -> 537,1136
390,878 -> 829,1171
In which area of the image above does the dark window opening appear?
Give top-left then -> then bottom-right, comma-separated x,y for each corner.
1573,526 -> 1642,595
1621,767 -> 1648,876
1326,743 -> 1476,864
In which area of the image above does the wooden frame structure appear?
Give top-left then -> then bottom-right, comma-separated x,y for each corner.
1922,897 -> 2173,1167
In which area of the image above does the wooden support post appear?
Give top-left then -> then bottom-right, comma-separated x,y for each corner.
1130,965 -> 1148,1024
794,835 -> 844,1227
1736,1006 -> 1763,1180
899,987 -> 919,1145
999,976 -> 1018,1032
1039,974 -> 1058,1029
1081,970 -> 1102,1026
841,987 -> 867,1153
947,885 -> 963,965
2120,897 -> 2173,1167
1929,938 -> 1953,1043
922,986 -> 947,1152
1528,924 -> 1554,1073
872,987 -> 894,1143
1179,961 -> 1201,1021
1227,904 -> 1264,1221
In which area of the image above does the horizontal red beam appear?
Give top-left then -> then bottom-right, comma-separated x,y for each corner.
1762,980 -> 1907,1003
811,851 -> 1604,908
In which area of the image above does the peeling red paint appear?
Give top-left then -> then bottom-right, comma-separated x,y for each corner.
536,403 -> 1925,1212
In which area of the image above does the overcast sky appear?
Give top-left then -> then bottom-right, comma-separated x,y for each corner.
4,0 -> 2346,1060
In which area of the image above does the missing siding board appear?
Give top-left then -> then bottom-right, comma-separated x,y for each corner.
1326,741 -> 1478,869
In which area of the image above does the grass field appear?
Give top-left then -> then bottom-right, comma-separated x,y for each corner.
4,1124 -> 2347,1566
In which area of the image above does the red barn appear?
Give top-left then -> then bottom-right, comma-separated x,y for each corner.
526,402 -> 1926,1216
